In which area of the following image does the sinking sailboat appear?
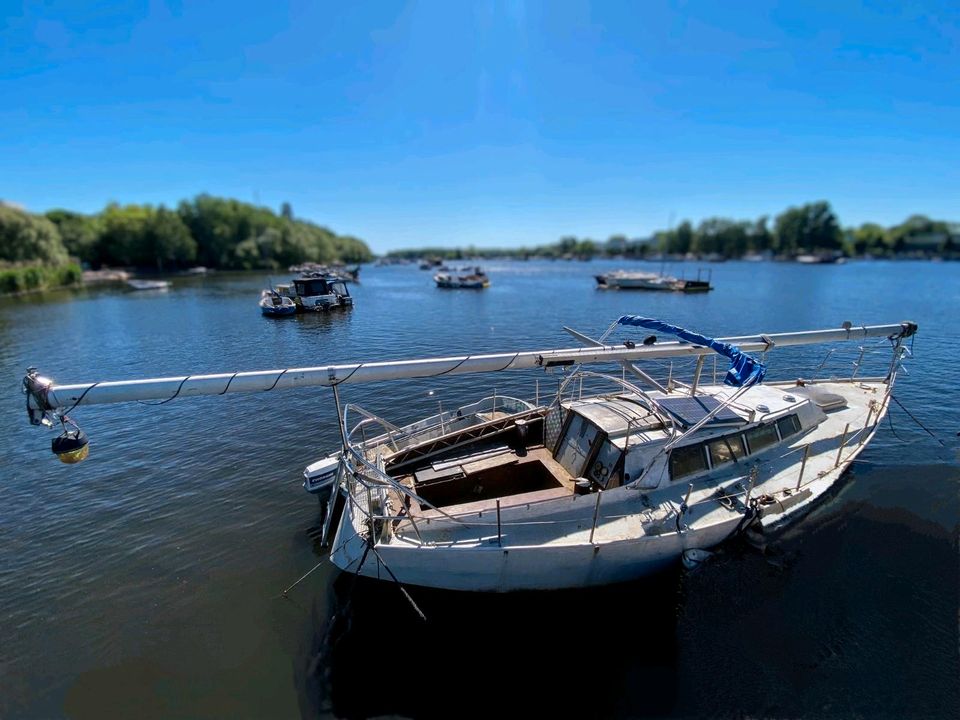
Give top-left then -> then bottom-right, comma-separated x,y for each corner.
21,317 -> 916,592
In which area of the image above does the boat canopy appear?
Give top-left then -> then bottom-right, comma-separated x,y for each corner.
617,316 -> 765,387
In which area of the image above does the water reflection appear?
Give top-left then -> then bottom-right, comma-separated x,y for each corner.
314,571 -> 682,719
306,466 -> 958,719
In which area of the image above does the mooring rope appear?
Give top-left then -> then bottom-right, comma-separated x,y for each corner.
890,394 -> 945,446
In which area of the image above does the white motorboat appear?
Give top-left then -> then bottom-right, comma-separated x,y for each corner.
258,289 -> 297,317
434,267 -> 490,289
265,272 -> 353,312
127,279 -> 171,291
795,253 -> 846,264
21,317 -> 916,592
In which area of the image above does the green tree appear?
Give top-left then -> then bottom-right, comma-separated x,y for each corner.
0,205 -> 68,264
675,221 -> 694,255
747,216 -> 772,253
557,236 -> 578,256
45,210 -> 99,263
605,234 -> 628,256
333,235 -> 373,263
657,221 -> 693,255
575,239 -> 597,258
693,218 -> 748,257
141,207 -> 196,270
886,214 -> 949,254
774,201 -> 841,254
177,194 -> 371,269
850,223 -> 886,256
96,203 -> 153,266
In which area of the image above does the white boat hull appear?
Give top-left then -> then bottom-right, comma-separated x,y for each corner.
330,510 -> 736,591
329,379 -> 894,592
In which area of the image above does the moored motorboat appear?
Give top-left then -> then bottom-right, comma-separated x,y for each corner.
260,272 -> 353,313
795,253 -> 846,264
20,317 -> 916,592
434,266 -> 490,289
127,279 -> 171,291
258,289 -> 297,316
595,269 -> 711,292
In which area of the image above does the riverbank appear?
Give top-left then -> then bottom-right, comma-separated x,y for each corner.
0,262 -> 82,295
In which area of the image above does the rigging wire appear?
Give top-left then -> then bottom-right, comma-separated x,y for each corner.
369,544 -> 426,621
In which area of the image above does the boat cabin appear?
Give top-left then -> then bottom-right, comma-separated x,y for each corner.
277,273 -> 352,311
378,384 -> 825,516
294,276 -> 349,299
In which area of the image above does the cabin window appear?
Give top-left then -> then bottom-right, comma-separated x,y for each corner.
708,435 -> 745,467
297,280 -> 328,296
670,444 -> 708,480
745,424 -> 779,453
776,414 -> 802,439
331,282 -> 347,295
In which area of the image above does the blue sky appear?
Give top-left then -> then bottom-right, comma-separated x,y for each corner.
2,0 -> 958,252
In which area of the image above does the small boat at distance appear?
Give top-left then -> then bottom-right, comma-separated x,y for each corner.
434,266 -> 490,289
596,269 -> 711,292
127,279 -> 170,291
20,317 -> 916,593
258,289 -> 297,317
795,253 -> 846,265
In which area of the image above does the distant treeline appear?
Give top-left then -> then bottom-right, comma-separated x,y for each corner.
0,195 -> 374,280
387,201 -> 958,261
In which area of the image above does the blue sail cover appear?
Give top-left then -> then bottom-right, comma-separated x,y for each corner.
617,316 -> 766,387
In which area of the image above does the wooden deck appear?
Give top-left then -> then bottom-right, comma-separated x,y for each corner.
396,445 -> 576,519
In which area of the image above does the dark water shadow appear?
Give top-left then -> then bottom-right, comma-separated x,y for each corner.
309,568 -> 684,719
298,487 -> 959,719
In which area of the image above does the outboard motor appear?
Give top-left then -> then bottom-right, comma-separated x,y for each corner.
303,455 -> 341,499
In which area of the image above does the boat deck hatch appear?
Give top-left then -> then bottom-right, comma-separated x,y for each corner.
413,451 -> 567,509
657,396 -> 744,427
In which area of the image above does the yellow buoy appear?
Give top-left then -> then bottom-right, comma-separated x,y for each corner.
52,429 -> 89,464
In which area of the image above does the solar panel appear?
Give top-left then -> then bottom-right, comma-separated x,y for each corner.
656,396 -> 744,427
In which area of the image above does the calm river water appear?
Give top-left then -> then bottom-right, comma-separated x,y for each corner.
1,260 -> 957,719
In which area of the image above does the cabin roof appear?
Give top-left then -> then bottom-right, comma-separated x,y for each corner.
295,274 -> 339,282
565,394 -> 665,439
653,384 -> 814,427
654,395 -> 746,428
